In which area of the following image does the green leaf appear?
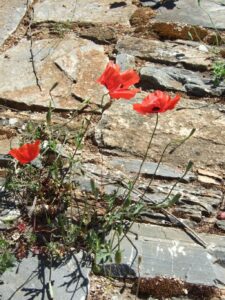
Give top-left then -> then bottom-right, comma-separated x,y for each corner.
155,193 -> 182,209
185,161 -> 193,173
46,102 -> 52,126
115,249 -> 122,264
188,31 -> 194,40
90,179 -> 99,200
123,195 -> 131,208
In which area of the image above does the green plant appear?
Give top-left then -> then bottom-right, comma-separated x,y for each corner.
0,236 -> 15,274
4,62 -> 194,273
212,60 -> 225,85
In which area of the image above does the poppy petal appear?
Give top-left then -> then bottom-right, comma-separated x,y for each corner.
9,140 -> 41,164
120,70 -> 140,88
110,88 -> 140,100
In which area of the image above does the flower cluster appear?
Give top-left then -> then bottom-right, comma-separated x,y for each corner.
97,61 -> 180,113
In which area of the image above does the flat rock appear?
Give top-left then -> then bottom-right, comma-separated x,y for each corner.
108,158 -> 195,182
0,252 -> 91,300
72,161 -> 221,224
103,223 -> 225,287
0,0 -> 29,47
33,0 -> 136,26
94,97 -> 225,170
155,0 -> 225,30
140,64 -> 225,97
116,53 -> 136,72
116,36 -> 213,71
0,36 -> 108,110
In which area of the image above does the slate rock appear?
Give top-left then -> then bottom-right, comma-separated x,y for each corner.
215,220 -> 225,232
95,97 -> 225,170
0,0 -> 30,47
0,37 -> 108,110
104,223 -> 225,286
155,0 -> 225,30
74,160 -> 220,224
140,64 -> 225,96
116,53 -> 136,72
108,158 -> 195,182
0,252 -> 91,300
116,36 -> 213,71
33,0 -> 137,26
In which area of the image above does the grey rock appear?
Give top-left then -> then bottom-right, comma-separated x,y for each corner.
0,37 -> 108,110
104,223 -> 225,286
33,0 -> 137,26
155,0 -> 225,30
207,244 -> 225,265
116,53 -> 136,72
0,208 -> 20,222
116,36 -> 213,71
0,0 -> 30,47
0,252 -> 91,300
173,206 -> 203,222
73,161 -> 220,224
109,158 -> 195,182
215,220 -> 225,232
140,64 -> 225,97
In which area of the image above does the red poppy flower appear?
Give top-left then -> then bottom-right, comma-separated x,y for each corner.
97,61 -> 140,100
133,90 -> 180,114
9,140 -> 41,164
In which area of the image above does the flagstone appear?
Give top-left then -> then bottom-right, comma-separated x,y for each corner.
33,0 -> 136,26
0,0 -> 30,47
94,97 -> 225,171
0,36 -> 108,110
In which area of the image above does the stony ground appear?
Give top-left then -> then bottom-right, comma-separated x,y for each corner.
0,0 -> 225,299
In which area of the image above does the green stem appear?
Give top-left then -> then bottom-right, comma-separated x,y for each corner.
140,142 -> 170,201
100,93 -> 108,114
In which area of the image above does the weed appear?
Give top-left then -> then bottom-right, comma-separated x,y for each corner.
212,60 -> 225,85
0,236 -> 15,274
3,63 -> 194,275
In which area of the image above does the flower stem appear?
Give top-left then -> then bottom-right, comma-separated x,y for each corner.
100,93 -> 108,114
140,142 -> 170,200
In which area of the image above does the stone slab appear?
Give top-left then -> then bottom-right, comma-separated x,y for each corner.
0,0 -> 29,47
140,64 -> 225,97
116,36 -> 213,71
104,223 -> 225,287
0,252 -> 91,300
33,0 -> 136,26
94,97 -> 225,171
155,0 -> 225,30
0,36 -> 108,110
108,158 -> 195,182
